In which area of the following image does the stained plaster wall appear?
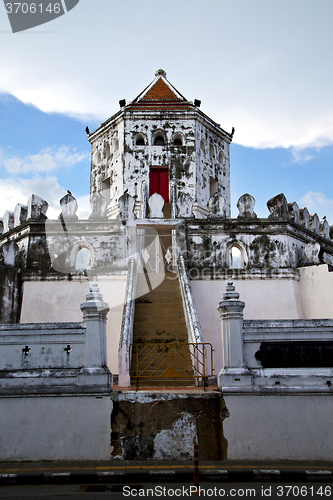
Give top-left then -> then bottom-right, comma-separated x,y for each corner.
20,277 -> 126,374
299,264 -> 333,318
185,222 -> 316,271
90,110 -> 231,217
191,277 -> 304,374
111,391 -> 227,461
123,114 -> 197,207
90,116 -> 124,205
195,119 -> 231,215
0,395 -> 112,460
223,394 -> 333,460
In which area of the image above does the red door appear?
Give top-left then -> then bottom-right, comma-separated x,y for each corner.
149,168 -> 169,203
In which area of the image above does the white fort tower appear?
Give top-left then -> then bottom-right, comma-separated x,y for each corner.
89,69 -> 232,219
0,70 -> 333,463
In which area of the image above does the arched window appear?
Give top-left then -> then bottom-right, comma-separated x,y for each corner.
95,151 -> 101,163
200,138 -> 206,152
210,142 -> 215,158
231,246 -> 242,268
114,138 -> 119,151
173,134 -> 183,146
75,247 -> 91,271
105,143 -> 110,157
219,151 -> 224,163
135,134 -> 145,146
154,135 -> 165,146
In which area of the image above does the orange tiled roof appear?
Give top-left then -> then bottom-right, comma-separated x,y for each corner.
141,78 -> 181,101
128,70 -> 191,110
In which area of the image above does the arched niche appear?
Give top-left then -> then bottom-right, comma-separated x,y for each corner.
70,242 -> 94,271
135,133 -> 145,146
153,130 -> 166,146
173,133 -> 183,146
227,241 -> 248,269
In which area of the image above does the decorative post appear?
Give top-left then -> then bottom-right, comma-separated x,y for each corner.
80,277 -> 109,368
217,277 -> 251,390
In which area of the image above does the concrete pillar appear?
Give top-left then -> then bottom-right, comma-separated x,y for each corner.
80,277 -> 109,368
217,277 -> 251,390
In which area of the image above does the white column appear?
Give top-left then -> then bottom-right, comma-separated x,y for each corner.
80,277 -> 109,368
217,277 -> 251,390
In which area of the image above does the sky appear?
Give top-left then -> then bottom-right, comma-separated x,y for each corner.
0,0 -> 333,221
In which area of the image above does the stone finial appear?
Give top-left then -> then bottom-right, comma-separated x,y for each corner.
119,192 -> 136,220
222,276 -> 241,300
236,193 -> 257,218
299,207 -> 310,229
14,204 -> 28,227
323,252 -> 333,267
309,213 -> 320,235
176,192 -> 194,218
288,202 -> 300,224
59,192 -> 78,219
148,193 -> 165,218
80,276 -> 109,313
27,194 -> 49,220
267,193 -> 289,219
85,277 -> 104,302
3,211 -> 14,232
155,69 -> 166,77
208,193 -> 228,218
89,192 -> 108,219
304,242 -> 320,265
320,218 -> 330,239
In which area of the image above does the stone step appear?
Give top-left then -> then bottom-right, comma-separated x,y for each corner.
130,379 -> 196,388
133,333 -> 188,340
134,303 -> 184,311
134,330 -> 187,339
135,296 -> 183,304
134,311 -> 185,320
136,288 -> 182,301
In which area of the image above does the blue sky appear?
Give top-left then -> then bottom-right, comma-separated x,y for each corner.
0,0 -> 332,222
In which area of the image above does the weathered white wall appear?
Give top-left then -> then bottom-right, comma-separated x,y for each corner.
191,278 -> 304,374
299,264 -> 333,318
223,394 -> 333,460
20,277 -> 126,374
0,395 -> 112,460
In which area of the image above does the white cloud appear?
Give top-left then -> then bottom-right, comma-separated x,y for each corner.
0,176 -> 65,219
0,146 -> 88,174
0,176 -> 91,220
290,148 -> 314,164
299,191 -> 333,223
1,0 -> 333,149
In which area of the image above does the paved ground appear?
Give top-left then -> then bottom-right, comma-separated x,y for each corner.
1,460 -> 333,485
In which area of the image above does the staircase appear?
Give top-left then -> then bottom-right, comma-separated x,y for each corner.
130,272 -> 195,386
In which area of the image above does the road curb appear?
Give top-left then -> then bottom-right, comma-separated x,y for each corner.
0,469 -> 333,486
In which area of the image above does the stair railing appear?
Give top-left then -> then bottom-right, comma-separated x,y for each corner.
178,255 -> 206,383
118,257 -> 137,387
177,255 -> 204,345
